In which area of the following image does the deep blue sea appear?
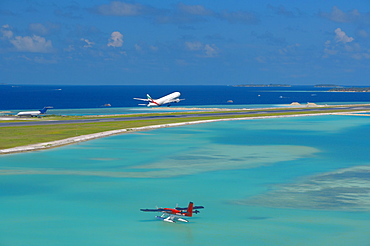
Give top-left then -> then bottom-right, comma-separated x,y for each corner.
1,84 -> 370,110
1,85 -> 370,245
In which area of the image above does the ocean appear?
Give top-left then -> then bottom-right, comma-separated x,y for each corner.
1,84 -> 370,111
1,85 -> 370,245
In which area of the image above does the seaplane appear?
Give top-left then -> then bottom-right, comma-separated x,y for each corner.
133,91 -> 184,107
140,202 -> 204,223
16,106 -> 53,117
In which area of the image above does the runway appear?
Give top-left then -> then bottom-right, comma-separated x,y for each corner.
1,105 -> 370,128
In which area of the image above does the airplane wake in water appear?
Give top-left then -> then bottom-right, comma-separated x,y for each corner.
140,202 -> 204,223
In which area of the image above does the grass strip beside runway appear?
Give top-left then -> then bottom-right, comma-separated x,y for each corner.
1,108 -> 369,151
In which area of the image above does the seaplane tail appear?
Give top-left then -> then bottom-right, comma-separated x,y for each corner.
185,202 -> 194,217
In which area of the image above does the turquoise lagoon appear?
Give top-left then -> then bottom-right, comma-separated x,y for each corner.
1,115 -> 370,245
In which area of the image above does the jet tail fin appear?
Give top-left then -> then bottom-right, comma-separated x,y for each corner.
39,106 -> 53,114
185,202 -> 194,217
146,94 -> 160,106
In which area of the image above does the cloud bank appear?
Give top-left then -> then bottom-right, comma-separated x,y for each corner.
1,24 -> 53,53
94,1 -> 259,25
320,6 -> 370,25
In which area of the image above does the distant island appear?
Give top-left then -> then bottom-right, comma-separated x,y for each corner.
314,84 -> 342,88
233,84 -> 291,87
329,87 -> 370,92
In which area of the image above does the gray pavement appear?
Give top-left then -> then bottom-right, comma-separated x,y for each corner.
1,105 -> 370,128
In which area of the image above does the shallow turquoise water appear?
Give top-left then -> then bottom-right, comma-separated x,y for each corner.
1,115 -> 370,245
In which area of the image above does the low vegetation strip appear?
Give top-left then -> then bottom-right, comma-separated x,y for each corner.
0,118 -> 194,150
1,107 -> 370,154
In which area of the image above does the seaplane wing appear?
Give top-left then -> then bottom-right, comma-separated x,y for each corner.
140,208 -> 172,212
140,202 -> 204,223
133,92 -> 184,107
176,205 -> 204,210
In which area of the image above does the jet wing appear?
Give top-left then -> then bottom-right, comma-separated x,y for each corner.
133,98 -> 150,101
167,98 -> 185,103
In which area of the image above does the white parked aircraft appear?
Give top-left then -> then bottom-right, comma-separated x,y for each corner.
16,106 -> 53,117
134,92 -> 184,107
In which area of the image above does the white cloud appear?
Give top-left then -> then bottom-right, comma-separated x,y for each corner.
185,41 -> 219,57
134,43 -> 158,53
255,56 -> 266,63
96,2 -> 146,16
149,45 -> 158,52
64,45 -> 75,52
81,38 -> 94,48
267,4 -> 302,18
177,3 -> 213,16
176,59 -> 189,66
357,30 -> 368,38
323,48 -> 338,57
107,31 -> 123,47
278,43 -> 300,55
320,6 -> 362,23
134,44 -> 142,51
321,6 -> 352,23
322,39 -> 339,58
28,23 -> 60,36
322,28 -> 370,60
334,28 -> 354,43
29,23 -> 49,35
94,2 -> 259,26
33,56 -> 57,64
203,44 -> 218,57
10,35 -> 53,53
219,10 -> 259,24
1,24 -> 13,39
185,41 -> 203,51
1,24 -> 53,53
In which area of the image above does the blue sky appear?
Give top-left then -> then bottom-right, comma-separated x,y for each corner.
1,0 -> 370,85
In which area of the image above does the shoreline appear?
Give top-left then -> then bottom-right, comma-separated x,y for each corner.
1,111 -> 367,155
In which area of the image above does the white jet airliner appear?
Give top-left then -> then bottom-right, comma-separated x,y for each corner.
16,106 -> 53,117
134,92 -> 184,107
